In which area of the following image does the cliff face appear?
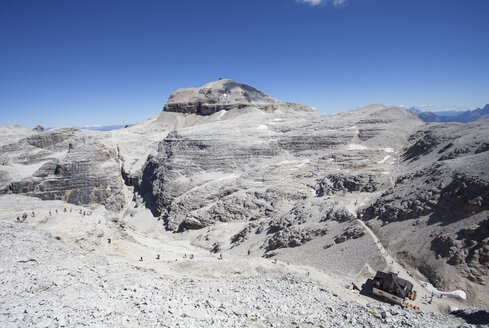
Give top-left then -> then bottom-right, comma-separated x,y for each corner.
0,128 -> 125,211
141,103 -> 422,232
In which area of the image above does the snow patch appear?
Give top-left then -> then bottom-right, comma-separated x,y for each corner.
419,281 -> 467,300
257,125 -> 268,130
381,171 -> 390,175
348,144 -> 368,150
297,159 -> 310,167
377,156 -> 392,164
100,160 -> 116,168
380,147 -> 395,153
276,160 -> 297,166
216,110 -> 226,120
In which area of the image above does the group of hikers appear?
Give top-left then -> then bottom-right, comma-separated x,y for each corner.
15,207 -> 94,220
16,212 -> 32,222
48,208 -> 92,216
14,208 -> 229,267
136,253 -> 202,263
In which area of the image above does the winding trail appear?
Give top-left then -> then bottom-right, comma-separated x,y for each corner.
356,219 -> 447,312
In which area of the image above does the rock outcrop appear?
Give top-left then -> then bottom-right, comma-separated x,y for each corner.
359,118 -> 489,298
0,127 -> 125,211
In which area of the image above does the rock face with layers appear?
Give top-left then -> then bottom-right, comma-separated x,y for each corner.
163,78 -> 312,115
142,88 -> 421,233
0,127 -> 125,211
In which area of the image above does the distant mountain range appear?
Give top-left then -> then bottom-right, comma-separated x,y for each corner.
409,104 -> 489,123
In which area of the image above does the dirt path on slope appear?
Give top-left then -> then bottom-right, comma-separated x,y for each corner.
356,219 -> 466,313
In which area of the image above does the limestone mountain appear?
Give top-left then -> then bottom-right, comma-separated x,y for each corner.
1,79 -> 488,310
163,78 -> 312,115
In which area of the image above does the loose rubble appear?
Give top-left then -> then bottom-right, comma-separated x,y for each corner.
0,221 -> 474,327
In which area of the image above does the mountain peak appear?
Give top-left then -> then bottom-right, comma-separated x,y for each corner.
162,79 -> 310,115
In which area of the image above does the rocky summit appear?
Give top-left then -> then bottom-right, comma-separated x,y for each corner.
1,79 -> 488,326
163,78 -> 312,115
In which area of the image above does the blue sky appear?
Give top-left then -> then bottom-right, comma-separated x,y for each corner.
1,0 -> 488,128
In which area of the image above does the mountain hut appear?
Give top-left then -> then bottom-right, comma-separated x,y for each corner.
371,271 -> 415,305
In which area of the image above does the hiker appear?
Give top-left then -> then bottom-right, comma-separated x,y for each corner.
219,254 -> 223,260
22,213 -> 27,219
49,211 -> 52,216
190,254 -> 194,259
16,217 -> 20,222
184,254 -> 187,258
31,211 -> 35,217
70,209 -> 72,213
107,238 -> 111,244
63,208 -> 67,212
139,257 -> 143,262
156,254 -> 160,260
247,249 -> 251,256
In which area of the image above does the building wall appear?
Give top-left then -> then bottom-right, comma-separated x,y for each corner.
372,287 -> 404,305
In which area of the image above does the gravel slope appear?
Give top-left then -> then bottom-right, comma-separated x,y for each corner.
0,213 -> 474,327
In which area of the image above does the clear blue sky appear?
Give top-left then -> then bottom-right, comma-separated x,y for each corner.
1,0 -> 488,128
